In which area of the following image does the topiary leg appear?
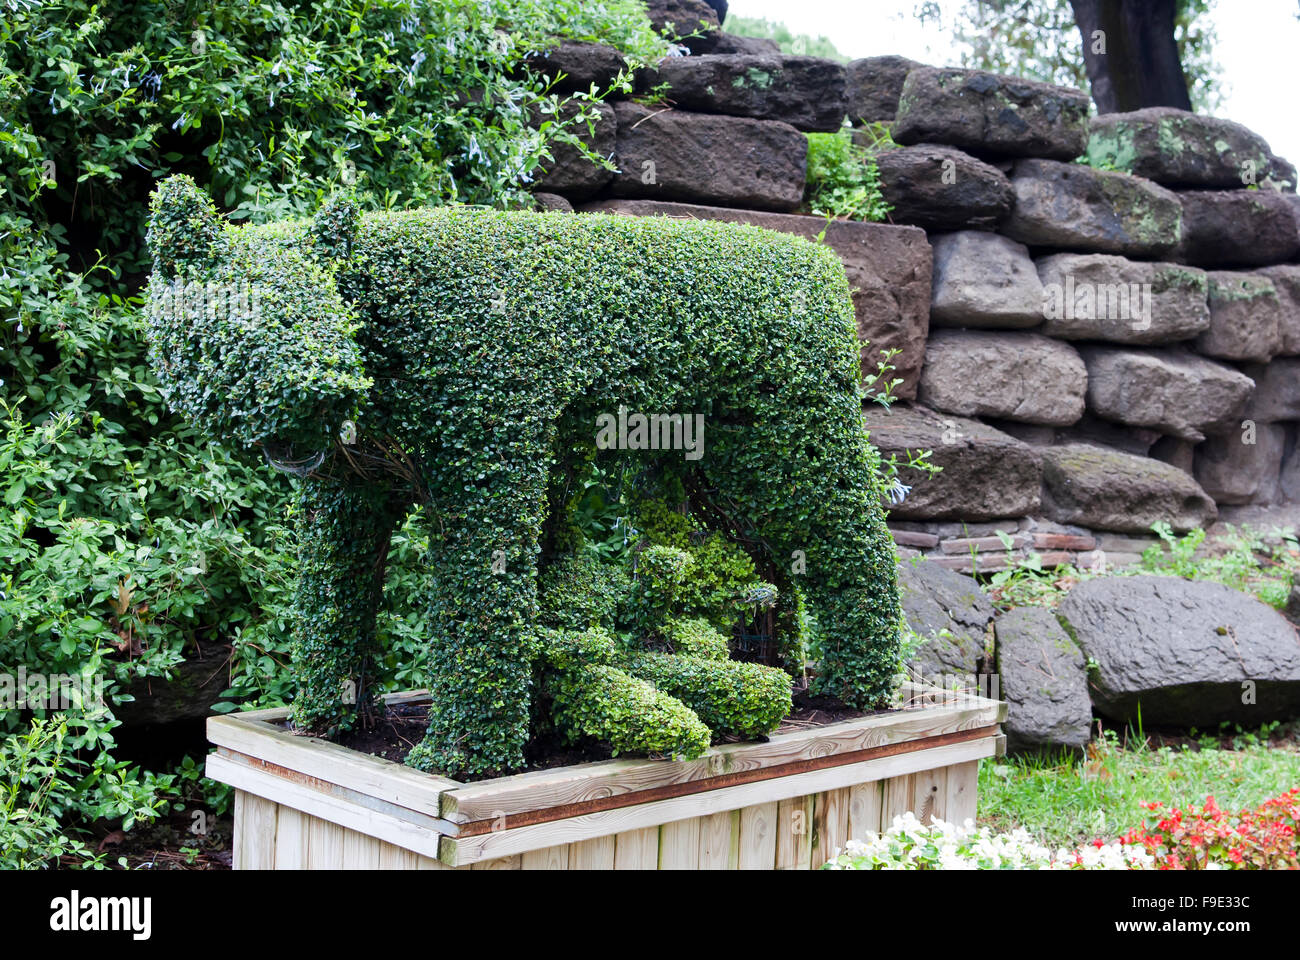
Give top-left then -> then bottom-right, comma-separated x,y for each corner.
289,479 -> 403,734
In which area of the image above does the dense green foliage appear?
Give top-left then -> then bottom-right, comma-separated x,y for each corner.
144,180 -> 902,778
804,130 -> 891,224
0,0 -> 664,861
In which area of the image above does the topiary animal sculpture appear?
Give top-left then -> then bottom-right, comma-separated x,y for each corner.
143,174 -> 901,779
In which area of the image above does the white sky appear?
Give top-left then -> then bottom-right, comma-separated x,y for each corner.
726,0 -> 1300,168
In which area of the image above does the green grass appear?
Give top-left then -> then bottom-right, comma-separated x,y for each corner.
977,727 -> 1300,848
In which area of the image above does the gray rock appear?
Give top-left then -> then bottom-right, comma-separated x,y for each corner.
1041,443 -> 1217,533
1056,412 -> 1160,457
863,404 -> 1043,520
1283,441 -> 1300,504
1080,346 -> 1254,442
870,144 -> 1014,232
535,102 -> 616,199
642,54 -> 847,132
1058,575 -> 1300,725
1086,108 -> 1280,188
1286,584 -> 1300,624
995,606 -> 1092,753
846,56 -> 922,123
1256,265 -> 1300,355
1178,190 -> 1300,268
645,0 -> 720,53
532,192 -> 574,212
1003,159 -> 1182,257
1198,272 -> 1284,363
1241,358 -> 1300,421
1150,435 -> 1196,474
1194,423 -> 1286,505
899,560 -> 994,681
1035,254 -> 1210,345
710,33 -> 781,55
929,231 -> 1043,328
525,41 -> 627,96
610,102 -> 806,211
919,330 -> 1086,426
892,67 -> 1090,160
583,200 -> 932,399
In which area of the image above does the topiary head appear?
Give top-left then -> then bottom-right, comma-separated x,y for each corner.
143,175 -> 370,458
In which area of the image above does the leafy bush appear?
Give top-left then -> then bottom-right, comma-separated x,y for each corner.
627,653 -> 792,739
803,129 -> 891,223
660,618 -> 730,661
1,0 -> 664,859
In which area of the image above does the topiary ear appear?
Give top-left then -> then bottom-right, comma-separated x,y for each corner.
146,175 -> 225,278
310,190 -> 360,262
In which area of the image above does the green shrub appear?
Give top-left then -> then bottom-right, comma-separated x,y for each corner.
144,181 -> 902,778
537,553 -> 633,632
627,653 -> 793,739
660,618 -> 731,661
804,129 -> 891,223
1,0 -> 664,858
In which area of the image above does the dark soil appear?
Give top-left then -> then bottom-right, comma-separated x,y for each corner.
332,684 -> 887,777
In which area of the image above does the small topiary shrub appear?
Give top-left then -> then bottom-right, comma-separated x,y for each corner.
144,175 -> 902,779
660,618 -> 731,661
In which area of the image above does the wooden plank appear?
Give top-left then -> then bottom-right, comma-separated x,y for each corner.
847,780 -> 884,841
912,765 -> 947,826
441,735 -> 999,866
943,760 -> 979,827
415,853 -> 450,870
775,795 -> 814,870
613,828 -> 659,870
568,835 -> 616,870
239,795 -> 290,870
341,827 -> 381,869
472,853 -> 522,870
697,810 -> 735,870
811,787 -> 850,869
378,841 -> 421,869
882,773 -> 915,829
521,844 -> 571,870
658,817 -> 701,869
208,751 -> 444,861
272,805 -> 310,870
737,801 -> 779,870
307,814 -> 345,869
208,714 -> 456,821
441,696 -> 1003,825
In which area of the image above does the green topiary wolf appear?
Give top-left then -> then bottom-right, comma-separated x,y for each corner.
143,175 -> 901,779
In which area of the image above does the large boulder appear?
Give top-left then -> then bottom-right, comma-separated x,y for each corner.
1177,190 -> 1300,268
710,33 -> 781,55
1086,108 -> 1282,189
1284,442 -> 1300,504
1256,264 -> 1300,356
892,68 -> 1090,160
1035,254 -> 1210,345
582,200 -> 932,399
929,231 -> 1042,327
1080,346 -> 1254,442
1194,423 -> 1286,505
870,144 -> 1014,232
919,330 -> 1086,426
898,560 -> 993,681
1242,358 -> 1300,421
845,56 -> 923,123
1058,576 -> 1300,725
1040,443 -> 1217,533
642,55 -> 847,132
535,102 -> 616,199
610,102 -> 806,211
645,0 -> 720,53
863,405 -> 1043,520
1197,272 -> 1284,364
1002,159 -> 1182,257
995,606 -> 1092,753
525,41 -> 627,96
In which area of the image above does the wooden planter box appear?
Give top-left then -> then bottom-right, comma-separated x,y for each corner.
207,685 -> 1006,870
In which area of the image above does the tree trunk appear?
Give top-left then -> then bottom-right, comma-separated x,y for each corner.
1070,0 -> 1192,113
